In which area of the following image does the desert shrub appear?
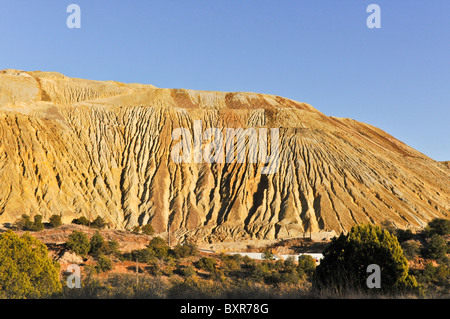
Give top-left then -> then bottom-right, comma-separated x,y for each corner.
0,230 -> 62,298
66,231 -> 91,257
283,256 -> 297,272
31,215 -> 45,231
175,262 -> 197,278
172,242 -> 199,259
242,255 -> 255,268
431,264 -> 450,287
15,214 -> 44,231
396,229 -> 414,242
59,275 -> 105,299
181,265 -> 197,278
14,214 -> 33,231
279,269 -> 301,285
59,271 -> 172,299
124,248 -> 156,263
49,214 -> 62,228
89,232 -> 120,258
222,258 -> 241,273
272,260 -> 284,271
313,224 -> 418,294
212,268 -> 226,282
262,248 -> 274,260
297,254 -> 317,277
401,241 -> 421,260
132,226 -> 141,234
108,274 -> 168,298
104,239 -> 121,257
72,216 -> 90,226
167,277 -> 223,298
413,262 -> 450,295
247,261 -> 300,285
425,234 -> 447,260
147,258 -> 165,276
147,237 -> 169,259
91,216 -> 107,229
197,257 -> 217,273
424,218 -> 450,237
89,231 -> 105,257
229,253 -> 243,263
164,257 -> 177,276
422,263 -> 449,283
380,219 -> 397,235
141,224 -> 155,235
96,255 -> 112,273
249,262 -> 271,283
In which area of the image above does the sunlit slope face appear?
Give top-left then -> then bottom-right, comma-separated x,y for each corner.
0,69 -> 448,242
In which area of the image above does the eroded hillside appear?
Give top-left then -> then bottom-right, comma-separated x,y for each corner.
0,69 -> 448,243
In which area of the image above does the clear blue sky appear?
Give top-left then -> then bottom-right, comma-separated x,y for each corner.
1,1 -> 449,161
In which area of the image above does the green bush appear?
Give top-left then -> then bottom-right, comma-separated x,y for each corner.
66,231 -> 91,257
283,256 -> 297,272
124,248 -> 156,263
413,262 -> 450,295
313,224 -> 418,294
31,215 -> 45,231
89,231 -> 105,257
104,239 -> 121,257
262,248 -> 274,260
242,255 -> 255,268
212,268 -> 226,282
424,218 -> 450,237
96,255 -> 112,273
88,231 -> 120,258
0,230 -> 62,298
141,224 -> 155,235
425,234 -> 447,260
15,214 -> 44,231
280,269 -> 301,285
249,262 -> 270,283
14,214 -> 33,231
401,241 -> 421,260
172,242 -> 199,259
197,257 -> 217,273
147,237 -> 169,259
178,264 -> 197,278
132,226 -> 141,234
230,253 -> 243,263
422,263 -> 449,283
167,277 -> 222,299
221,258 -> 240,273
49,215 -> 62,228
247,260 -> 301,285
396,229 -> 414,242
147,259 -> 163,276
297,254 -> 317,277
272,260 -> 284,271
91,216 -> 107,229
72,216 -> 90,226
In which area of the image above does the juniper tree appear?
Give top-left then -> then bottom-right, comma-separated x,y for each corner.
0,230 -> 62,298
313,224 -> 418,295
